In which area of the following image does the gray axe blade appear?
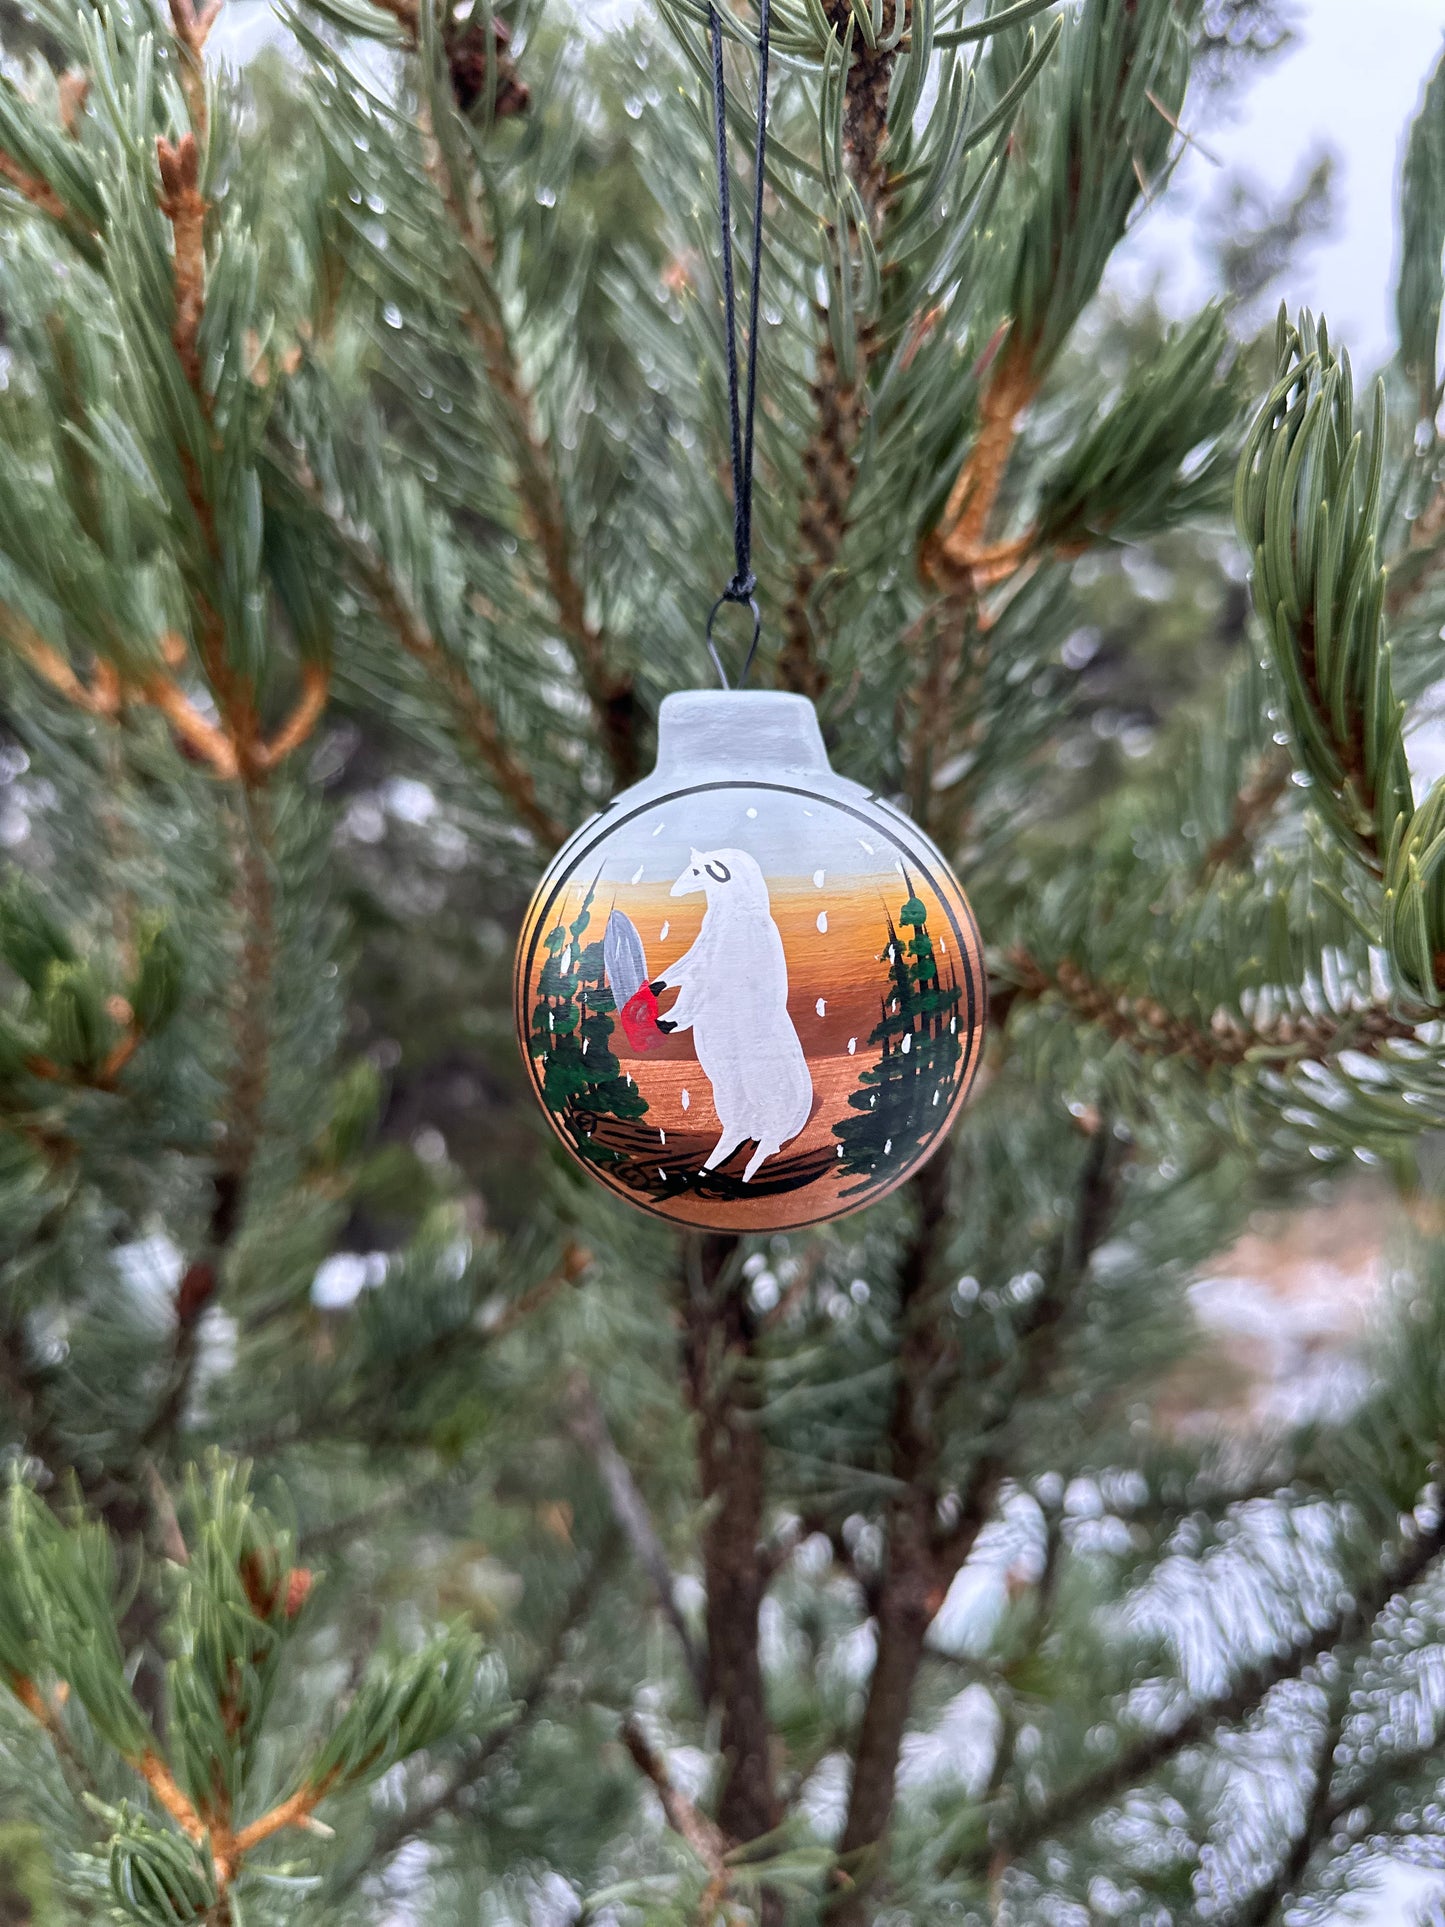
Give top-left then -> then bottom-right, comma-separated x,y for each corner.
603,909 -> 649,1009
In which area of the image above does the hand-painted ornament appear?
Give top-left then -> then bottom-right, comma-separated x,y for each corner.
514,691 -> 986,1231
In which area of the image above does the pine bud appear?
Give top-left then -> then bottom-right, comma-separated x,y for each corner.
284,1568 -> 314,1618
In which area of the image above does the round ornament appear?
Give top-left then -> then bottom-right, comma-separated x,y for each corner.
514,690 -> 986,1231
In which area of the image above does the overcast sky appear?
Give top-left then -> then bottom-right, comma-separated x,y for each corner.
1114,0 -> 1445,369
213,0 -> 1445,370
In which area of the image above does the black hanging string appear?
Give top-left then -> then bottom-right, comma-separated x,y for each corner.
704,0 -> 771,691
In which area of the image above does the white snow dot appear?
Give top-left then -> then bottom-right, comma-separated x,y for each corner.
625,1073 -> 633,1085
681,1088 -> 690,1110
746,807 -> 758,819
659,1168 -> 667,1181
932,1090 -> 940,1106
837,1143 -> 844,1157
660,920 -> 670,940
895,859 -> 906,874
631,865 -> 644,884
949,1017 -> 957,1033
858,839 -> 874,854
582,1036 -> 589,1055
884,1138 -> 892,1155
901,1032 -> 912,1055
560,946 -> 571,973
869,1095 -> 877,1108
817,911 -> 828,934
938,937 -> 947,955
887,945 -> 896,962
847,1037 -> 857,1055
659,1128 -> 666,1144
652,820 -> 666,836
815,997 -> 827,1017
813,869 -> 825,887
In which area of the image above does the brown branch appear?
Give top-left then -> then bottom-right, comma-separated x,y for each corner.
0,603 -> 306,790
136,1750 -> 207,1840
2,604 -> 121,714
254,663 -> 330,771
678,1233 -> 779,1857
622,1714 -> 731,1887
564,1370 -> 708,1704
829,1155 -> 963,1920
919,336 -> 1040,596
484,1239 -> 593,1341
968,1515 -> 1445,1879
314,497 -> 563,846
155,133 -> 208,391
225,1769 -> 338,1864
777,3 -> 906,700
900,598 -> 989,827
1200,744 -> 1293,880
1002,948 -> 1420,1070
140,800 -> 273,1456
0,150 -> 71,224
164,0 -> 223,139
57,70 -> 90,138
143,673 -> 240,778
778,322 -> 873,700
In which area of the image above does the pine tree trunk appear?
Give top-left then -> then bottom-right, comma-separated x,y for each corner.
679,1234 -> 780,1853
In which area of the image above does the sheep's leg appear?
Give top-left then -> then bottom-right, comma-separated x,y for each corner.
742,1139 -> 781,1182
703,1125 -> 749,1172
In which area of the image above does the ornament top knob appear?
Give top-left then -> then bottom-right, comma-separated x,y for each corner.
654,689 -> 829,780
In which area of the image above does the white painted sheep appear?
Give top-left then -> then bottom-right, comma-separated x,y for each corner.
655,847 -> 813,1181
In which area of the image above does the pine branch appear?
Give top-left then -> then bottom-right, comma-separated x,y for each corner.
968,1513 -> 1445,1879
141,795 -> 274,1458
830,1126 -> 1123,1924
163,0 -> 223,139
347,1539 -> 611,1880
564,1369 -> 708,1705
300,482 -> 564,846
1003,948 -> 1420,1070
918,336 -> 1041,599
0,149 -> 71,222
1236,313 -> 1411,887
778,3 -> 905,700
411,39 -> 639,786
1199,743 -> 1293,879
622,1714 -> 732,1904
1221,1699 -> 1341,1927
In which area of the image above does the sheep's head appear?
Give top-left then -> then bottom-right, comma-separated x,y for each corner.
671,848 -> 768,906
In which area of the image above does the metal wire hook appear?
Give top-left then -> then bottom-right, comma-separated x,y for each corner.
705,590 -> 761,691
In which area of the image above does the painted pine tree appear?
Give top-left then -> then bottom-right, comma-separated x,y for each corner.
835,890 -> 963,1185
529,885 -> 647,1164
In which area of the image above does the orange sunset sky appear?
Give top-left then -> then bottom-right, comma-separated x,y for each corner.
545,868 -> 983,1067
